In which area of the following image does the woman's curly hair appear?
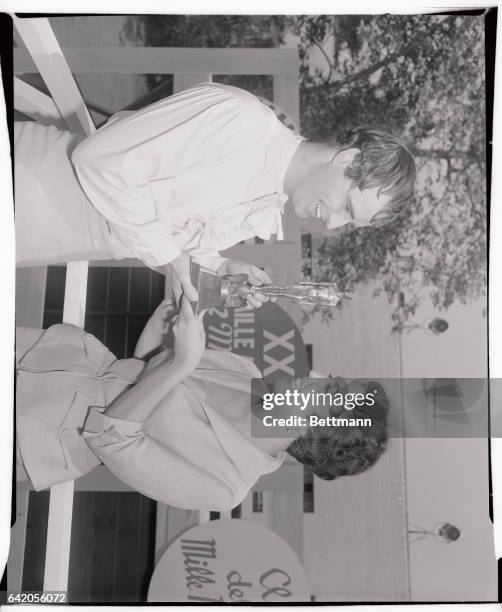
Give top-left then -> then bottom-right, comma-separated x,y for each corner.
286,382 -> 389,481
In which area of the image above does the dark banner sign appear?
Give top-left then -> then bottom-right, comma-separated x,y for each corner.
204,302 -> 308,377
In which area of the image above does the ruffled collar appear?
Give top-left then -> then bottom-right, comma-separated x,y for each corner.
172,192 -> 288,252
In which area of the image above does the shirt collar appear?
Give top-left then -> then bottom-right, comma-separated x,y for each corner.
267,121 -> 305,195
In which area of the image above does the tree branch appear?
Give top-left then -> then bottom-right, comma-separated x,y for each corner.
335,45 -> 412,89
312,39 -> 334,83
411,148 -> 482,163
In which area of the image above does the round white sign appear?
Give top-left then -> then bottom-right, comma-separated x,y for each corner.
147,519 -> 311,603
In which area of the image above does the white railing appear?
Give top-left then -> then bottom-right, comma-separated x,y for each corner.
13,15 -> 94,593
14,45 -> 299,77
13,77 -> 65,128
13,15 -> 301,592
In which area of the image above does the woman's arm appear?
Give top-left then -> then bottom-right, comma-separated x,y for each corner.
84,416 -> 246,510
133,299 -> 175,360
104,358 -> 188,423
106,296 -> 206,423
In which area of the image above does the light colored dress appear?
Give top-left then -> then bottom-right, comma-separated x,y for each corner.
16,324 -> 284,511
15,83 -> 303,270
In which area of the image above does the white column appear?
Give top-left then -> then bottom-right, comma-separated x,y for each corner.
13,15 -> 95,594
173,73 -> 212,94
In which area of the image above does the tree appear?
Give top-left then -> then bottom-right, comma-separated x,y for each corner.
293,14 -> 488,327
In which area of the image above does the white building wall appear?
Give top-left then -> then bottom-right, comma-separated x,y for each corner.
302,283 -> 495,601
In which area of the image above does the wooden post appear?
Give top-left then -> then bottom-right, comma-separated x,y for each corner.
13,15 -> 95,594
14,77 -> 66,128
13,19 -> 94,136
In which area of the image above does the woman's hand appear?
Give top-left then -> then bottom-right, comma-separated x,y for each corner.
164,253 -> 198,306
134,299 -> 176,360
217,259 -> 273,308
107,296 -> 202,423
172,295 -> 206,373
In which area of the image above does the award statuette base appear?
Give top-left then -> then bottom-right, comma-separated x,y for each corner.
189,262 -> 223,314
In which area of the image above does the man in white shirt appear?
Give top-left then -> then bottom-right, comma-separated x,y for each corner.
16,83 -> 416,305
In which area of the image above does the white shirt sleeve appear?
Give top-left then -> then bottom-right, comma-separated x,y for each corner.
83,408 -> 248,510
71,84 -> 273,268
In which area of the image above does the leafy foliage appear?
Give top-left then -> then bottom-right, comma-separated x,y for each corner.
140,14 -> 286,48
294,14 -> 487,326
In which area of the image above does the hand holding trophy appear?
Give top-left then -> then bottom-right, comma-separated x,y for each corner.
189,262 -> 353,313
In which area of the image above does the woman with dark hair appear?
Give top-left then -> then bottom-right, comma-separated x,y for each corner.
16,299 -> 389,510
286,384 -> 388,481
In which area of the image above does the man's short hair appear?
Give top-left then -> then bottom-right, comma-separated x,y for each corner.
333,127 -> 416,225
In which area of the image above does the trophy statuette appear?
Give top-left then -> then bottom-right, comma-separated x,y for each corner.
189,262 -> 353,313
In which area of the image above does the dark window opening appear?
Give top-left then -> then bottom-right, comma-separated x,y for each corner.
21,491 -> 156,603
252,491 -> 263,513
43,265 -> 165,358
303,466 -> 314,513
